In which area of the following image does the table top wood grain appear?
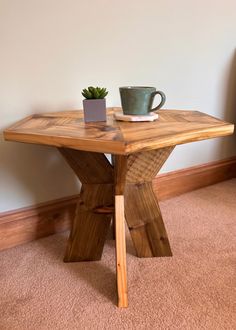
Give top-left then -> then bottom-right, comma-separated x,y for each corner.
4,107 -> 234,154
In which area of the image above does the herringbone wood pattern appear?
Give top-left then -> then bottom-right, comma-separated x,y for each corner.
4,108 -> 234,154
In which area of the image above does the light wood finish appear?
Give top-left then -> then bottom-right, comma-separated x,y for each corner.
59,148 -> 113,262
4,108 -> 234,155
115,195 -> 128,308
113,154 -> 129,307
2,156 -> 235,252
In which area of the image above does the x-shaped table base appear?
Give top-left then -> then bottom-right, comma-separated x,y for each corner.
59,147 -> 174,307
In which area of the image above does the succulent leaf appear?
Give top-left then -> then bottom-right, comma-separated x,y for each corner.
86,90 -> 93,99
88,86 -> 94,93
81,86 -> 108,99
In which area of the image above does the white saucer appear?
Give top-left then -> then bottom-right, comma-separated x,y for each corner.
114,111 -> 159,122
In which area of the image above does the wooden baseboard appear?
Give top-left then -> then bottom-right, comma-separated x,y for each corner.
0,196 -> 78,251
0,156 -> 236,251
153,156 -> 236,200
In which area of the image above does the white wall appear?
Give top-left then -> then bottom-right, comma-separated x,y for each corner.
1,0 -> 236,212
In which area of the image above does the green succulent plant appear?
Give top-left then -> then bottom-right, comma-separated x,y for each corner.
82,86 -> 108,99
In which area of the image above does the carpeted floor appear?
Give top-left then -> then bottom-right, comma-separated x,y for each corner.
0,180 -> 236,330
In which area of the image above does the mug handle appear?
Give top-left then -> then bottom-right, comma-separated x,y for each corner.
149,91 -> 166,112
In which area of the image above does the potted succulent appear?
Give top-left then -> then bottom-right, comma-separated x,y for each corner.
82,86 -> 108,122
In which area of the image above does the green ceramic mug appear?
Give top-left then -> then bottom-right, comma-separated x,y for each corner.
119,86 -> 166,115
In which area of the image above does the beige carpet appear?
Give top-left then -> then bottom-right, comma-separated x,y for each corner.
0,180 -> 236,330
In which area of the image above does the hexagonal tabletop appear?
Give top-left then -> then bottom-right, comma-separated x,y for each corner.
4,107 -> 234,154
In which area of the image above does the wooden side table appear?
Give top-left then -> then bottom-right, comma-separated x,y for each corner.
4,108 -> 234,307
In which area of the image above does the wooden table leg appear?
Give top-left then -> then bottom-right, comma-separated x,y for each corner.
114,155 -> 129,307
115,195 -> 128,307
59,148 -> 114,262
116,147 -> 174,258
